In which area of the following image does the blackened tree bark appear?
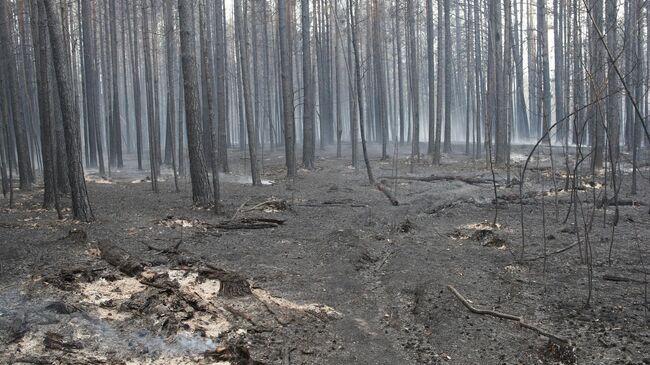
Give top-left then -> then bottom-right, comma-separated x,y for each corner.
395,1 -> 405,145
81,0 -> 97,169
406,0 -> 419,162
279,0 -> 296,177
234,0 -> 260,185
129,0 -> 143,171
588,0 -> 605,170
349,0 -> 374,183
199,0 -> 220,207
511,0 -> 529,140
214,0 -> 229,173
165,0 -> 180,192
301,0 -> 315,169
605,0 -> 620,162
120,0 -> 131,156
143,0 -> 158,192
553,0 -> 566,143
31,0 -> 59,211
109,0 -> 123,168
178,0 -> 212,205
43,0 -> 94,222
443,0 -> 452,153
426,0 -> 435,159
537,0 -> 552,145
372,0 -> 388,160
347,19 -> 358,168
434,0 -> 443,164
0,0 -> 33,190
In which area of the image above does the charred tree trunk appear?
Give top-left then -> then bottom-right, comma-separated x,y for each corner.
32,0 -> 59,212
142,1 -> 158,192
214,0 -> 229,173
279,0 -> 296,178
109,0 -> 123,168
43,0 -> 94,222
178,0 -> 212,205
372,0 -> 388,160
426,0 -> 436,159
301,0 -> 315,169
130,0 -> 143,171
234,0 -> 260,185
199,0 -> 220,207
0,1 -> 33,190
406,0 -> 419,162
443,0 -> 452,154
165,0 -> 180,192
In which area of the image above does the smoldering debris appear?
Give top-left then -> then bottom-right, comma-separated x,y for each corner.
0,243 -> 341,364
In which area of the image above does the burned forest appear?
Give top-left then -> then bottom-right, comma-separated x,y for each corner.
2,0 -> 650,363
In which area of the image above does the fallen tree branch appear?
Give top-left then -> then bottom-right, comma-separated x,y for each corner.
211,219 -> 283,230
447,285 -> 569,345
230,198 -> 251,222
376,183 -> 399,206
523,241 -> 579,262
297,200 -> 368,208
424,198 -> 476,214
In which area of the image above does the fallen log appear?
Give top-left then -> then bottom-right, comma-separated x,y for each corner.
596,198 -> 646,209
43,332 -> 83,352
447,285 -> 569,345
212,221 -> 279,230
381,175 -> 495,186
602,275 -> 648,284
97,242 -> 144,277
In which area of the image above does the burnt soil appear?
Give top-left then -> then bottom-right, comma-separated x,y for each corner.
1,143 -> 649,364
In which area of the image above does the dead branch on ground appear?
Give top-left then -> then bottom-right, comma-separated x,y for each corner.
447,285 -> 569,345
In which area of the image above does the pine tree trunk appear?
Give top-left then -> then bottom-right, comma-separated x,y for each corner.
279,0 -> 296,177
426,0 -> 436,159
301,0 -> 315,169
215,0 -> 229,172
443,0 -> 452,154
178,0 -> 212,205
142,1 -> 158,192
406,0 -> 419,162
372,0 -> 388,160
43,0 -> 94,222
129,0 -> 143,171
0,1 -> 33,190
234,0 -> 260,185
32,0 -> 58,210
165,0 -> 179,192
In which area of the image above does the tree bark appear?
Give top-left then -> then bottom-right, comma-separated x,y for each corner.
0,1 -> 33,190
178,0 -> 212,205
214,0 -> 229,173
279,0 -> 296,178
406,0 -> 419,162
301,0 -> 315,169
43,0 -> 94,222
234,0 -> 260,185
426,0 -> 436,159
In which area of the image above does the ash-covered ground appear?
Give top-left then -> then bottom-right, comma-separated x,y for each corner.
1,143 -> 649,364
